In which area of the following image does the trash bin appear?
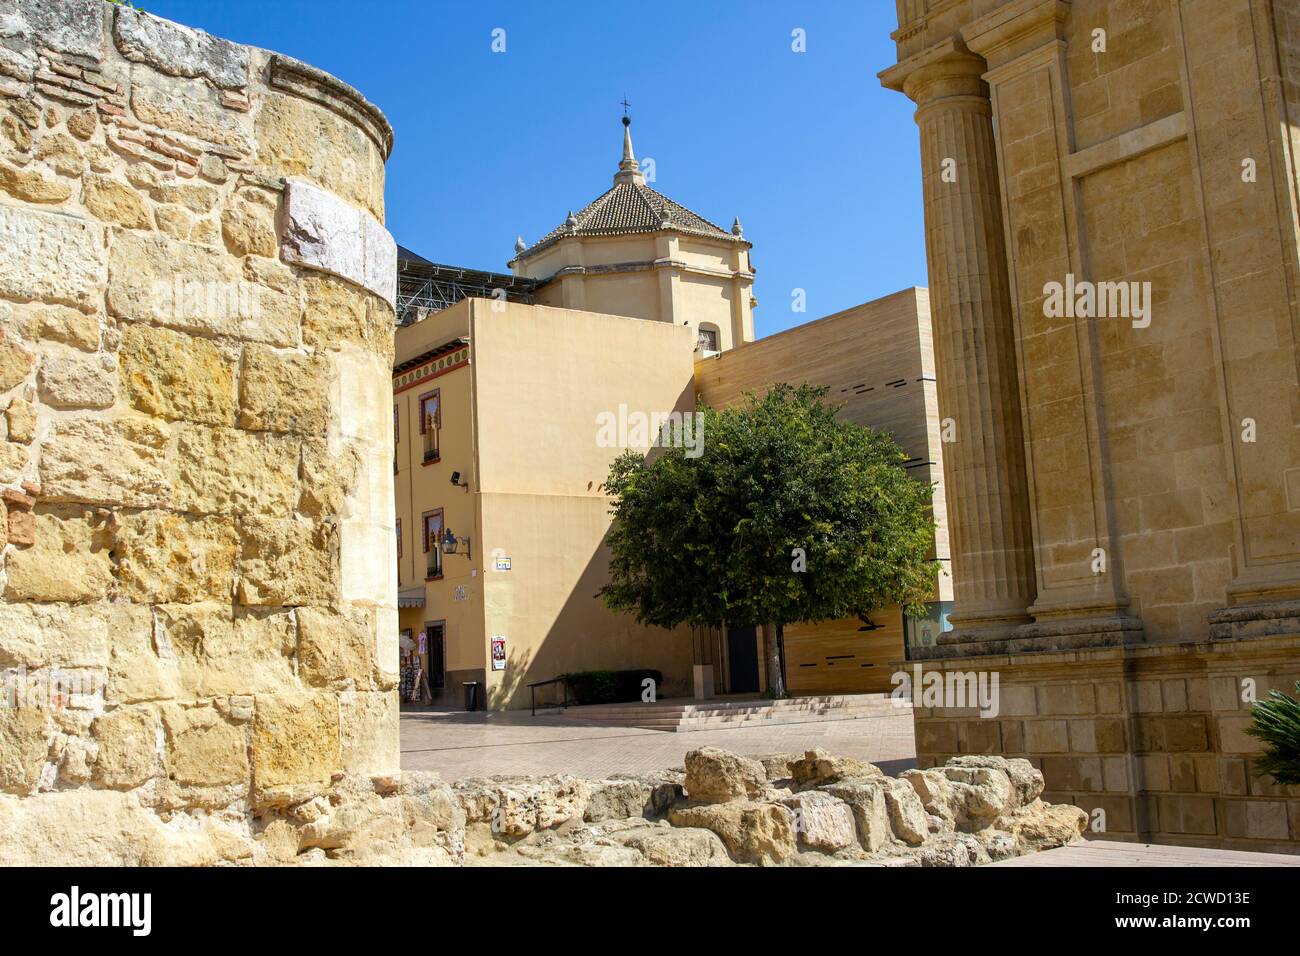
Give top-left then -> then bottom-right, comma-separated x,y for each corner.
462,681 -> 479,711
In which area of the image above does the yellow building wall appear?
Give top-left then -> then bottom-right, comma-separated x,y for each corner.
394,301 -> 487,702
469,299 -> 699,709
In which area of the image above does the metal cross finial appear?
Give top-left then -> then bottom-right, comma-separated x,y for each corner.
620,95 -> 631,118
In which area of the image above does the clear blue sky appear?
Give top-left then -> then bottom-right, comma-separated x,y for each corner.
145,0 -> 926,339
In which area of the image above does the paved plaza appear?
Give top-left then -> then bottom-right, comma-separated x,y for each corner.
400,706 -> 917,782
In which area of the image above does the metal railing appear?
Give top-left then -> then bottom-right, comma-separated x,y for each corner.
527,676 -> 574,717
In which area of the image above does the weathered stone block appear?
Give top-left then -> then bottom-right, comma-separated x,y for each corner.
154,604 -> 296,698
80,174 -> 151,229
129,78 -> 252,152
174,425 -> 298,516
252,693 -> 341,791
667,801 -> 796,866
221,201 -> 277,258
237,516 -> 337,606
37,352 -> 117,409
683,746 -> 766,803
3,511 -> 113,602
339,690 -> 398,776
18,304 -> 99,351
119,323 -> 236,425
113,8 -> 249,89
777,790 -> 857,851
91,706 -> 158,790
41,415 -> 172,508
5,397 -> 36,444
281,177 -> 396,308
0,160 -> 72,203
0,332 -> 34,392
0,0 -> 104,60
302,274 -> 391,356
107,231 -> 296,346
256,93 -> 382,221
116,510 -> 238,603
33,132 -> 86,178
238,344 -> 329,434
161,704 -> 248,788
296,606 -> 375,688
0,706 -> 48,795
0,204 -> 105,310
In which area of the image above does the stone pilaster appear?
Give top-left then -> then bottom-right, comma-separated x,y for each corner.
882,39 -> 1037,643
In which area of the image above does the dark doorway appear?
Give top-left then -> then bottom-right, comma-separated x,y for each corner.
425,622 -> 446,689
726,625 -> 760,693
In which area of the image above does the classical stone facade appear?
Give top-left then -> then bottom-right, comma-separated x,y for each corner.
0,2 -> 409,864
882,0 -> 1300,850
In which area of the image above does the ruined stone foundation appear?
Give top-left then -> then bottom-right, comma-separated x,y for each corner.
454,747 -> 1086,867
0,1 -> 405,864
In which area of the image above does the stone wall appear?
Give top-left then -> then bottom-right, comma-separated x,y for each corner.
881,0 -> 1300,852
0,1 -> 404,864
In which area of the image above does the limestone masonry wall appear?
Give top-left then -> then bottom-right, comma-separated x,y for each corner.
0,1 -> 406,864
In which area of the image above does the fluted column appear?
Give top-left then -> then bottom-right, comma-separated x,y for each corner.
884,41 -> 1036,641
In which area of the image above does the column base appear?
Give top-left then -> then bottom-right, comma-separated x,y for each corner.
915,614 -> 1144,659
1208,599 -> 1300,641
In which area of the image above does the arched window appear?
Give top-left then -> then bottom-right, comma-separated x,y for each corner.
696,323 -> 720,353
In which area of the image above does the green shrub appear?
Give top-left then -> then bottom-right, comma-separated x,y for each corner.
561,669 -> 663,705
1245,681 -> 1300,786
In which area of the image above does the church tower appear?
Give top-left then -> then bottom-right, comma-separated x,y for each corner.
509,116 -> 755,354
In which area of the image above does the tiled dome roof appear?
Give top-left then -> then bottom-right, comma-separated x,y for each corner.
512,118 -> 742,262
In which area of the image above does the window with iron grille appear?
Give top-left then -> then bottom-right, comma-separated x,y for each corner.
419,390 -> 441,463
422,508 -> 444,579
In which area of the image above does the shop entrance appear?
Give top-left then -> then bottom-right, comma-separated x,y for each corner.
425,621 -> 446,692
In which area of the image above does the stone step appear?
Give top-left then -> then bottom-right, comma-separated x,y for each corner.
557,693 -> 908,732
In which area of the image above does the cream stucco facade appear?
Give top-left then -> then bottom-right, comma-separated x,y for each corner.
395,298 -> 700,709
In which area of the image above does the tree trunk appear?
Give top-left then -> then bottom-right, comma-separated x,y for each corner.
764,623 -> 786,698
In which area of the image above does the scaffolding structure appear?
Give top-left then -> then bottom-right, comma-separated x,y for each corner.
395,246 -> 539,326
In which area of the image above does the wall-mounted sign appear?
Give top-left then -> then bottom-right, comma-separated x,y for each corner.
453,584 -> 467,602
494,556 -> 512,571
491,637 -> 506,671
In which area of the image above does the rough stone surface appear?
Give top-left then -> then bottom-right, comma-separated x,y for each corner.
0,204 -> 105,310
119,323 -> 236,425
3,511 -> 114,602
0,706 -> 48,794
281,178 -> 396,308
174,426 -> 299,516
0,160 -> 73,203
91,707 -> 158,790
113,8 -> 249,89
41,416 -> 172,508
37,352 -> 117,409
683,745 -> 767,803
81,174 -> 151,229
791,747 -> 884,788
238,344 -> 329,434
778,790 -> 858,851
0,0 -> 403,868
161,704 -> 249,788
116,511 -> 239,603
668,800 -> 798,866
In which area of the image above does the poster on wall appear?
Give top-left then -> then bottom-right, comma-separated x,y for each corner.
491,637 -> 506,671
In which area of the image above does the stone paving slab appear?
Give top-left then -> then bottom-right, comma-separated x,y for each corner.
991,839 -> 1300,867
400,707 -> 916,782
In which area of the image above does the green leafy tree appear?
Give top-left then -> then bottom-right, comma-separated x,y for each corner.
600,384 -> 937,697
1245,682 -> 1300,786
